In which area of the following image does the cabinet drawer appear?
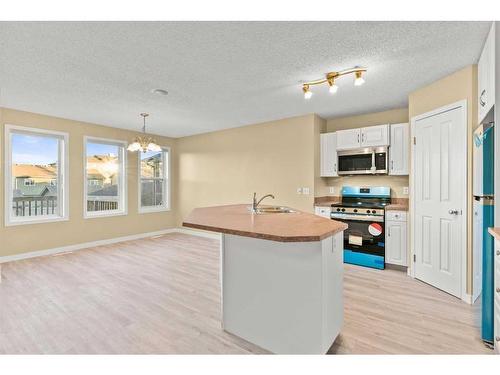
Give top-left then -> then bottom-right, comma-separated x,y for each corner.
386,211 -> 407,222
315,206 -> 332,218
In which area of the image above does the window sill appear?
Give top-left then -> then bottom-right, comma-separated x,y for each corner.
5,215 -> 69,227
84,210 -> 128,219
139,206 -> 171,214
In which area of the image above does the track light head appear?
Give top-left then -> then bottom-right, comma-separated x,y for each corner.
354,71 -> 365,86
327,78 -> 338,94
303,85 -> 312,99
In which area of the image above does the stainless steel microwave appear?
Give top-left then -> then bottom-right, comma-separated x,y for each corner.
337,146 -> 388,175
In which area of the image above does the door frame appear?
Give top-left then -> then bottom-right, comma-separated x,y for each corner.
409,99 -> 469,303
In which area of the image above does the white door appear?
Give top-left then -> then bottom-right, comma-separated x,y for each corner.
389,123 -> 409,175
336,128 -> 361,150
413,102 -> 466,298
360,124 -> 389,147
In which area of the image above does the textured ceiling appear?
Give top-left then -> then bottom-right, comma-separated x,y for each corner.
0,21 -> 491,138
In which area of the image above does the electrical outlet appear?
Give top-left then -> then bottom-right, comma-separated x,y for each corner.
302,187 -> 310,195
297,187 -> 302,194
329,187 -> 335,195
403,186 -> 409,195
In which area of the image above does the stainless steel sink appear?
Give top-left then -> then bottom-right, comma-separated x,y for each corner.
251,206 -> 296,214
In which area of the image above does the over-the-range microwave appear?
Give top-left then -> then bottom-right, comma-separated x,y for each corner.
337,146 -> 388,175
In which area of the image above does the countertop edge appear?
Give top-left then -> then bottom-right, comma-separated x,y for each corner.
183,221 -> 348,243
488,227 -> 500,241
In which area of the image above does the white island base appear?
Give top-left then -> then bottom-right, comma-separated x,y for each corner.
220,232 -> 344,354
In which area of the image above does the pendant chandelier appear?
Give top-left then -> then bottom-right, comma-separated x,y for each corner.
127,113 -> 162,152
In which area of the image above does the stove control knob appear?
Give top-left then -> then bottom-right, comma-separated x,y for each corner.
337,208 -> 341,212
372,210 -> 376,214
341,208 -> 346,212
353,209 -> 358,213
366,210 -> 371,214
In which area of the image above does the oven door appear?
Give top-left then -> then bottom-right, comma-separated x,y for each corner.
332,216 -> 385,269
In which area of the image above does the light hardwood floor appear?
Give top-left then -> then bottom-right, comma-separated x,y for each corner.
0,233 -> 492,354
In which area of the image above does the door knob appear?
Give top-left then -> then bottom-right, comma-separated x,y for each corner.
448,209 -> 459,215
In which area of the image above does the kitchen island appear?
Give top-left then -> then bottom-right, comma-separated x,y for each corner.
183,204 -> 347,354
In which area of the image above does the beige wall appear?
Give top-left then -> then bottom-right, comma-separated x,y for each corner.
319,108 -> 410,198
408,65 -> 478,294
175,114 -> 317,225
0,107 -> 177,258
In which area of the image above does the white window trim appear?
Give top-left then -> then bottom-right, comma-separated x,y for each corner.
138,146 -> 171,214
4,124 -> 70,227
83,136 -> 128,219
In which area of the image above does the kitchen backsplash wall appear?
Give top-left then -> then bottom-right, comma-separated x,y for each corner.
320,107 -> 410,199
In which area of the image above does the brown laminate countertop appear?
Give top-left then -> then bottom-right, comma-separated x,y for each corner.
183,204 -> 347,242
385,204 -> 409,211
488,227 -> 500,241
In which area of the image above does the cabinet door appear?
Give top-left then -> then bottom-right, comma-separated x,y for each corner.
389,123 -> 409,175
386,221 -> 407,266
478,22 -> 495,123
336,128 -> 361,150
320,133 -> 338,177
360,124 -> 389,147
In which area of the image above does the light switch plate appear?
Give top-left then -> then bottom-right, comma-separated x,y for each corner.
302,187 -> 310,195
297,187 -> 302,194
403,186 -> 409,195
329,187 -> 335,195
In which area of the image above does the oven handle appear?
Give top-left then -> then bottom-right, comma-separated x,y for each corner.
330,214 -> 384,222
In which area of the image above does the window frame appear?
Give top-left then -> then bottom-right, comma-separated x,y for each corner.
4,124 -> 69,227
138,146 -> 170,214
83,136 -> 128,219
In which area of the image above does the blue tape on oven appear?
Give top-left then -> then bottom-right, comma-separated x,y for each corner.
344,249 -> 385,270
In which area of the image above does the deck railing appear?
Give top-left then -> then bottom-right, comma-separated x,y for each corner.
12,196 -> 58,216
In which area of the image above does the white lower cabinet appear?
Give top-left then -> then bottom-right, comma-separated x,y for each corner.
315,206 -> 331,219
385,211 -> 408,266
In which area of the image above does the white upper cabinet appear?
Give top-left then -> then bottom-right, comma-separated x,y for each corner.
478,22 -> 495,124
320,132 -> 338,177
389,123 -> 409,175
335,128 -> 361,150
360,124 -> 389,147
336,124 -> 389,150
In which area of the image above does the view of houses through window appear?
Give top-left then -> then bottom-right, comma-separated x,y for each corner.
85,140 -> 123,214
140,149 -> 168,210
10,132 -> 61,219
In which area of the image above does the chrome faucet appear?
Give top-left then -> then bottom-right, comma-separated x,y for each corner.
252,192 -> 275,212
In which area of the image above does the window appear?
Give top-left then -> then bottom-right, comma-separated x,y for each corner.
84,137 -> 127,218
139,148 -> 169,213
5,125 -> 69,226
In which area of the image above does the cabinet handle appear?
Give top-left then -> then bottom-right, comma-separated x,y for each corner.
388,227 -> 391,237
334,163 -> 337,172
357,133 -> 360,143
497,287 -> 500,293
496,250 -> 500,256
391,160 -> 394,170
480,89 -> 486,107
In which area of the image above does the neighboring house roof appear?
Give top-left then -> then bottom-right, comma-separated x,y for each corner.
141,153 -> 163,178
88,184 -> 118,197
14,185 -> 57,198
13,164 -> 56,179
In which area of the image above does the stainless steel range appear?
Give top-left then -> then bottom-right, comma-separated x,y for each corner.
330,186 -> 391,269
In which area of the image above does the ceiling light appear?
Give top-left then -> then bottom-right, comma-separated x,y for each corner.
151,88 -> 169,96
127,113 -> 162,153
303,85 -> 313,100
328,78 -> 338,94
354,71 -> 365,86
301,67 -> 366,99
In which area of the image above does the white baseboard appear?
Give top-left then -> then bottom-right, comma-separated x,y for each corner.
0,227 -> 220,265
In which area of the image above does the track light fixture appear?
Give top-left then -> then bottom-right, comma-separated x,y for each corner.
302,67 -> 366,99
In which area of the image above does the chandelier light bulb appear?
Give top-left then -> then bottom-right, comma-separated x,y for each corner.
328,78 -> 339,94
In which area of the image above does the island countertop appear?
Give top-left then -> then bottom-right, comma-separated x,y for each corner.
183,204 -> 347,242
